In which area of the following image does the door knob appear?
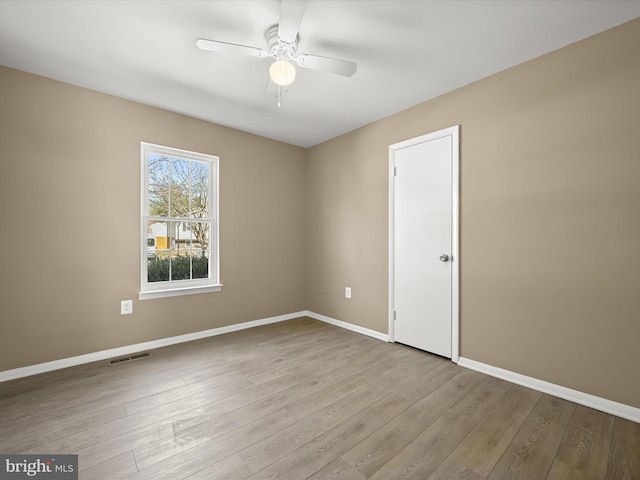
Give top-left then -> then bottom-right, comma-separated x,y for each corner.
439,254 -> 450,262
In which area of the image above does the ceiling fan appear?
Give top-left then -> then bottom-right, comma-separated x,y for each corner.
196,0 -> 357,96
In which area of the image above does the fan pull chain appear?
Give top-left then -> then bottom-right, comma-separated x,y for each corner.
276,85 -> 290,108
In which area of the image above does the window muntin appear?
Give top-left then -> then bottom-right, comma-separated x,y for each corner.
140,143 -> 220,299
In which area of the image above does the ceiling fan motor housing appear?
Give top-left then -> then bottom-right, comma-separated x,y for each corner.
265,24 -> 298,61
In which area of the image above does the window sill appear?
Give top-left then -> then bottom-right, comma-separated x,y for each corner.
139,284 -> 223,300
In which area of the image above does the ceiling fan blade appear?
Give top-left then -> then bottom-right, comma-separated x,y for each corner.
297,54 -> 357,77
196,38 -> 268,58
277,0 -> 308,43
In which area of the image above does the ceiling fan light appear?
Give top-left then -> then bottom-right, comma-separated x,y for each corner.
269,60 -> 296,86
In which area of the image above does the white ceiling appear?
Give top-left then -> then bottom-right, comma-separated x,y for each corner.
1,1 -> 639,148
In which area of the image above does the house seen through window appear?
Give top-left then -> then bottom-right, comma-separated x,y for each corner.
139,142 -> 220,299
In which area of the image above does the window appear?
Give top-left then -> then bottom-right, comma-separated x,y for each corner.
139,142 -> 220,299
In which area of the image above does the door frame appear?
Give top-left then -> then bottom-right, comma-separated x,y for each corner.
388,125 -> 460,363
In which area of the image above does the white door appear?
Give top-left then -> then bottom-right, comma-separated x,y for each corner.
390,126 -> 459,360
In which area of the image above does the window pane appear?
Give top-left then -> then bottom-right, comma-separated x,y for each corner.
192,256 -> 209,279
146,220 -> 169,283
169,157 -> 190,218
186,221 -> 209,253
147,220 -> 170,253
148,155 -> 169,216
148,256 -> 169,283
190,161 -> 209,218
186,221 -> 209,279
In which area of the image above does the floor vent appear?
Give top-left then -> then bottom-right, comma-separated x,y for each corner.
108,352 -> 151,365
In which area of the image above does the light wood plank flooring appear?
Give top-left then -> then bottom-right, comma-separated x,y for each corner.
1,317 -> 638,479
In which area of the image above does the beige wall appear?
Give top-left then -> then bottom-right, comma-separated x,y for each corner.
307,18 -> 640,408
0,66 -> 307,371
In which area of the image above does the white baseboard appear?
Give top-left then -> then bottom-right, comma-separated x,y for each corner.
458,357 -> 640,424
0,311 -> 308,383
305,311 -> 389,342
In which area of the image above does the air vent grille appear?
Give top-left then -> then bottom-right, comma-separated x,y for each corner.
108,352 -> 151,365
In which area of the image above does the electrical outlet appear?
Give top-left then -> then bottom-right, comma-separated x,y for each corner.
121,300 -> 133,315
345,287 -> 351,299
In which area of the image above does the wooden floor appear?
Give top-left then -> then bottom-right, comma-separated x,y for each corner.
1,317 -> 639,480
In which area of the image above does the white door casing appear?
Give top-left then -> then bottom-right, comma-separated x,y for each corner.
388,125 -> 459,361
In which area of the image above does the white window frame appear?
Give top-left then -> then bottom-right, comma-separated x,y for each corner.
139,142 -> 221,300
